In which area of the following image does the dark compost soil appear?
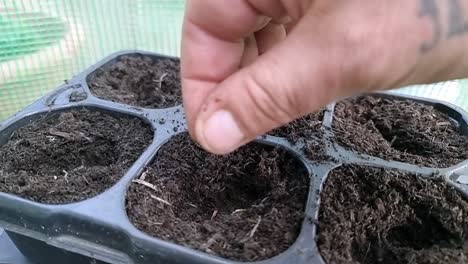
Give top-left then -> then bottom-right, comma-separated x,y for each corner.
0,109 -> 153,204
126,133 -> 309,262
269,110 -> 325,142
269,110 -> 329,161
318,165 -> 468,264
333,96 -> 468,167
88,55 -> 182,108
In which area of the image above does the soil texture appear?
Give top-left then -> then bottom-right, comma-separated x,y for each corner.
333,96 -> 468,167
0,108 -> 153,204
126,133 -> 309,261
303,139 -> 331,162
269,110 -> 324,143
269,110 -> 330,162
88,55 -> 182,108
318,165 -> 468,264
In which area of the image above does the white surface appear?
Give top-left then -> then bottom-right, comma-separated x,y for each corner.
396,81 -> 462,105
456,175 -> 468,185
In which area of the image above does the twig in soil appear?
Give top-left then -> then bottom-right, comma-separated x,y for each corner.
248,216 -> 262,238
8,131 -> 15,140
62,170 -> 69,183
436,121 -> 451,127
48,129 -> 72,140
73,165 -> 85,172
252,196 -> 270,208
133,179 -> 158,192
187,203 -> 198,208
133,179 -> 171,206
232,209 -> 246,215
443,124 -> 449,133
150,194 -> 172,206
78,132 -> 93,143
240,217 -> 262,243
147,220 -> 163,226
139,170 -> 149,181
153,73 -> 168,90
211,210 -> 218,220
81,175 -> 90,185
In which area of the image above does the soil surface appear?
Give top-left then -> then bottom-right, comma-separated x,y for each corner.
269,110 -> 330,161
269,110 -> 325,143
333,96 -> 468,167
88,55 -> 182,108
303,139 -> 331,162
318,165 -> 468,264
126,133 -> 309,261
0,109 -> 153,204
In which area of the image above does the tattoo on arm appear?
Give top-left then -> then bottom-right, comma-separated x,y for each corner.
419,0 -> 468,53
419,0 -> 441,53
448,0 -> 468,36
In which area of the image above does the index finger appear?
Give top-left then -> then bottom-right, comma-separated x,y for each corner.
181,0 -> 265,137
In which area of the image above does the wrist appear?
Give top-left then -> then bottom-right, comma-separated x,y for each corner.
414,0 -> 468,84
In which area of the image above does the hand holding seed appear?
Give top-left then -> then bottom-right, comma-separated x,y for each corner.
181,0 -> 468,154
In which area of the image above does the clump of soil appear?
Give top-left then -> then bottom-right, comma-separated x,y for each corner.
126,133 -> 309,261
333,96 -> 468,167
88,55 -> 182,108
269,110 -> 325,143
0,109 -> 153,204
318,165 -> 468,264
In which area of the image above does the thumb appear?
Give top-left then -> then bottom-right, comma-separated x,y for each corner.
194,17 -> 358,154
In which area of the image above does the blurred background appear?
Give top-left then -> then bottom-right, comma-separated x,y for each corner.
0,0 -> 467,121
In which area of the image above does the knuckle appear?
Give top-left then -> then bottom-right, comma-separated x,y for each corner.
338,18 -> 391,90
241,70 -> 298,131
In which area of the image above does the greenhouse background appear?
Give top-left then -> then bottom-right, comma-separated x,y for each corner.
0,0 -> 467,121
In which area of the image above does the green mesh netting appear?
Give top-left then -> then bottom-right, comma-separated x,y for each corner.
0,0 -> 466,121
0,0 -> 184,120
0,11 -> 66,62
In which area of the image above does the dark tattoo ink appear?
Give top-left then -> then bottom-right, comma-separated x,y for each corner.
419,0 -> 441,53
448,0 -> 468,36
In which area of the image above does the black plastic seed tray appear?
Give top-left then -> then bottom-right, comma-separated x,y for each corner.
0,228 -> 31,264
1,50 -> 468,264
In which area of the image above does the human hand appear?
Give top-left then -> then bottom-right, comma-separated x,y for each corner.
181,0 -> 468,154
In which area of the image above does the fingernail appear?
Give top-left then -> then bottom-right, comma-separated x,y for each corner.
199,110 -> 245,154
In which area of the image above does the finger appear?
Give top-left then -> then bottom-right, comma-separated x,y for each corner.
241,35 -> 259,67
247,0 -> 287,20
284,19 -> 298,33
255,22 -> 286,54
181,0 -> 263,138
181,1 -> 293,138
192,15 -> 354,154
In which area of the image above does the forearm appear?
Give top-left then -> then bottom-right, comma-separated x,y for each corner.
411,0 -> 468,85
181,0 -> 468,154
